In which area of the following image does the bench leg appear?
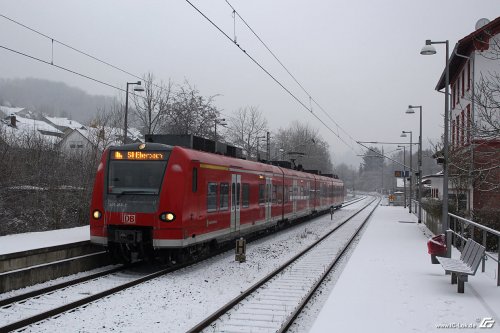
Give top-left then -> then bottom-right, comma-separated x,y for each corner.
457,275 -> 466,293
451,272 -> 457,284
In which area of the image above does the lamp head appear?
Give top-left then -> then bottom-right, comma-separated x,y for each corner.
133,81 -> 145,92
406,106 -> 415,114
420,42 -> 437,55
400,132 -> 407,138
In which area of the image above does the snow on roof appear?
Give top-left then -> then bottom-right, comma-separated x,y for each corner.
45,116 -> 84,130
14,115 -> 63,134
0,105 -> 25,117
0,115 -> 62,147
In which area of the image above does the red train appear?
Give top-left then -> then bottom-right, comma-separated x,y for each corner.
90,141 -> 345,262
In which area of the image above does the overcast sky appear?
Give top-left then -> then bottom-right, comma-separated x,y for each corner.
0,1 -> 498,165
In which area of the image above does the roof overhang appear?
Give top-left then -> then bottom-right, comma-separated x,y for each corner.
435,16 -> 500,91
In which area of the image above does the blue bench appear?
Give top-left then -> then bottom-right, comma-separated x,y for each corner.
436,238 -> 485,293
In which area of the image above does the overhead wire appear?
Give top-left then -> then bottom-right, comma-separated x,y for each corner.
185,0 -> 359,155
222,0 -> 362,154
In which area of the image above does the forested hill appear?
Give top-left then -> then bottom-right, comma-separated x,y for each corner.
0,78 -> 115,123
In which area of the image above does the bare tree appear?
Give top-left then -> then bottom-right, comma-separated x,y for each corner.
273,122 -> 332,172
162,81 -> 221,137
225,106 -> 268,159
132,73 -> 173,135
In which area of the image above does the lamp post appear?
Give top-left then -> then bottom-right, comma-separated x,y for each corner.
398,145 -> 407,208
406,105 -> 422,223
421,39 -> 450,256
401,131 -> 413,213
256,136 -> 266,161
214,118 -> 227,141
123,81 -> 144,144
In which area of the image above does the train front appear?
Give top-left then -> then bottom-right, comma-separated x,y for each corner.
89,143 -> 175,262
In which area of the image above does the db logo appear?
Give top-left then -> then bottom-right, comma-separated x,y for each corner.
122,214 -> 136,224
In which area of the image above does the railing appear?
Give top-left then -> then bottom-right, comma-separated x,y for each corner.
413,201 -> 499,287
448,213 -> 500,287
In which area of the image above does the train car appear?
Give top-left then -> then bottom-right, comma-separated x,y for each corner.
90,142 -> 344,262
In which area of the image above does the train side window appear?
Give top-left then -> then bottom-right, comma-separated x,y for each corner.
276,185 -> 283,204
192,168 -> 198,192
284,186 -> 288,203
258,184 -> 265,205
272,185 -> 277,204
207,182 -> 217,212
242,183 -> 250,208
220,183 -> 229,210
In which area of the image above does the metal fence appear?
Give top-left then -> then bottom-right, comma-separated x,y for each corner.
413,199 -> 500,287
448,213 -> 500,287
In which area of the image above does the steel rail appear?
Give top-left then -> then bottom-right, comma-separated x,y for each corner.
187,196 -> 378,333
0,196 -> 367,332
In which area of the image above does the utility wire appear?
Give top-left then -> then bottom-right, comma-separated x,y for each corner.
223,0 -> 361,153
0,14 -> 144,83
185,0 -> 357,153
0,45 -> 124,93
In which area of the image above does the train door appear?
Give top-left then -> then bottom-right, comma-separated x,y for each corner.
306,181 -> 310,211
292,179 -> 297,215
265,177 -> 272,221
231,174 -> 241,232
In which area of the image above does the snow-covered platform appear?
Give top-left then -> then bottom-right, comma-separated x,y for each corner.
310,205 -> 500,332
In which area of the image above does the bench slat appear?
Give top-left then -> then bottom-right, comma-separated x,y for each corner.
436,238 -> 485,293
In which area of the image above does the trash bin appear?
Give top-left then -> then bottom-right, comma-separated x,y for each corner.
427,234 -> 447,264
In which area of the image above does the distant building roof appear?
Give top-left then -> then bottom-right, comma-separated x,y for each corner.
44,116 -> 85,131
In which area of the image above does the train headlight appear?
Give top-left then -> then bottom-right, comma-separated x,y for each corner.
92,209 -> 102,220
159,212 -> 176,222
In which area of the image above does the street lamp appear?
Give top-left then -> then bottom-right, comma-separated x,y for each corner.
421,39 -> 450,256
123,81 -> 144,144
397,145 -> 407,208
401,131 -> 413,213
406,105 -> 422,223
256,136 -> 266,161
214,118 -> 227,141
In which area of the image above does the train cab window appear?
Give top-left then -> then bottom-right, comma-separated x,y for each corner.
242,183 -> 250,208
207,182 -> 217,212
220,183 -> 229,210
258,184 -> 265,205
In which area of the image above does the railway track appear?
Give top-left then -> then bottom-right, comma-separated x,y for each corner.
187,197 -> 380,333
0,196 -> 370,332
0,261 -> 192,333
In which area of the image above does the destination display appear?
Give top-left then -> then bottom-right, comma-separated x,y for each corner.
111,151 -> 167,161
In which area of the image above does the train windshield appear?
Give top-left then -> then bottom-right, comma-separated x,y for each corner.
107,158 -> 169,195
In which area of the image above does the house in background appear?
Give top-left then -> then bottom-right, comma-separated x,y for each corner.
434,17 -> 500,214
0,113 -> 63,147
42,116 -> 85,135
58,126 -> 143,154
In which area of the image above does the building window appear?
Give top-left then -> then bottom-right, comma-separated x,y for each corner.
456,115 -> 460,147
467,61 -> 471,91
452,120 -> 455,147
242,183 -> 250,208
452,84 -> 455,109
207,182 -> 217,212
219,183 -> 229,210
467,105 -> 471,144
461,71 -> 465,97
461,111 -> 465,146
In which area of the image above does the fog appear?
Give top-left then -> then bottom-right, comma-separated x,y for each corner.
0,0 -> 498,165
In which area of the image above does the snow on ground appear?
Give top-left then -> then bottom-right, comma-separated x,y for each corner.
14,201 -> 365,333
3,198 -> 498,333
310,205 -> 500,333
0,226 -> 89,255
